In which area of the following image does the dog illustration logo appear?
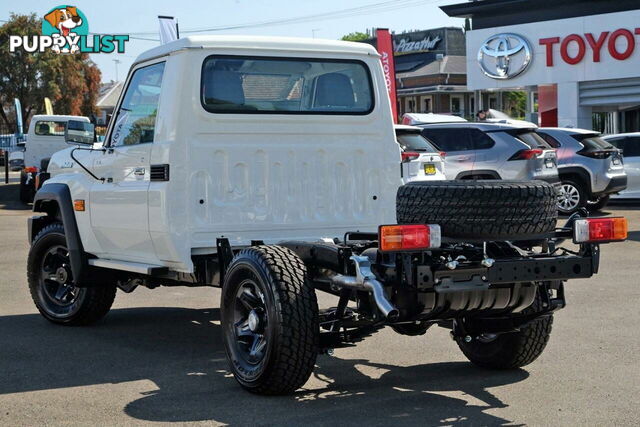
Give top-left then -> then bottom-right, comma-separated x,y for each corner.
9,5 -> 129,54
42,5 -> 88,53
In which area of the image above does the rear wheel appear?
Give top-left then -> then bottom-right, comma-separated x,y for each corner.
557,179 -> 587,215
455,291 -> 553,369
27,223 -> 116,325
221,245 -> 319,395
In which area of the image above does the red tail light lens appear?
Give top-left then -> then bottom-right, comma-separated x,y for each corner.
439,151 -> 446,159
508,148 -> 543,160
401,152 -> 420,163
573,217 -> 627,243
24,166 -> 38,173
578,150 -> 613,159
379,224 -> 441,252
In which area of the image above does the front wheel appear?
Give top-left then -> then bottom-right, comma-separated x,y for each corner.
221,245 -> 319,395
455,291 -> 553,369
27,223 -> 116,325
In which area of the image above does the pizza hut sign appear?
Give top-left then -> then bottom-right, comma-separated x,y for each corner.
394,35 -> 442,54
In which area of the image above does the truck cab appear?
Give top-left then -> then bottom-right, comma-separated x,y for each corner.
19,114 -> 89,203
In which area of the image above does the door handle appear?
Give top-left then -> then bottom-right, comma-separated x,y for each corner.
455,156 -> 471,161
134,167 -> 145,176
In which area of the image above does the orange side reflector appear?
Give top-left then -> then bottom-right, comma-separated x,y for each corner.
73,200 -> 85,212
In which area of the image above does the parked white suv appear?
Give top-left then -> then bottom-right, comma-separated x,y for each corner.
27,35 -> 625,396
395,125 -> 445,183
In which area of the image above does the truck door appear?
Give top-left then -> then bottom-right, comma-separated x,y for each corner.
89,62 -> 165,261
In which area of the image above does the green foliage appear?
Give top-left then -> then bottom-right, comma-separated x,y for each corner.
341,31 -> 370,42
0,13 -> 102,127
504,91 -> 527,119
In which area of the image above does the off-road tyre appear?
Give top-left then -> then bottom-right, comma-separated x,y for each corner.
455,290 -> 553,369
396,180 -> 558,240
27,223 -> 116,325
221,245 -> 319,395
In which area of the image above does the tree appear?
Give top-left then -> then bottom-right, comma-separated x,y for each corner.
504,91 -> 527,119
0,13 -> 102,128
341,31 -> 371,42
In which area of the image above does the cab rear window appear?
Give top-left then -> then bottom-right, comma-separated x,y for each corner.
201,56 -> 374,115
34,121 -> 66,136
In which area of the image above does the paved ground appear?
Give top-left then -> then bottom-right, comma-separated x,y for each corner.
0,174 -> 639,426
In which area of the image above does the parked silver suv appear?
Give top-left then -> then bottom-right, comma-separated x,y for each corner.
537,128 -> 627,214
419,123 -> 559,183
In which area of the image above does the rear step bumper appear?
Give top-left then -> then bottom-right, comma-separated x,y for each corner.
432,253 -> 595,293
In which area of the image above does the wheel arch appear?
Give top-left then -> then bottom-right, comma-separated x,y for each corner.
30,183 -> 87,284
558,167 -> 592,195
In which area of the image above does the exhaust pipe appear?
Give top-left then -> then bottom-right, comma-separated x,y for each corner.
330,256 -> 399,321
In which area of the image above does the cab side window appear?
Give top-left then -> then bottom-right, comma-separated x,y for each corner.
111,62 -> 165,147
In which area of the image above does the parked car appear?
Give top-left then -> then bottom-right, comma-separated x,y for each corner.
395,124 -> 445,183
18,114 -> 90,203
602,133 -> 640,199
401,112 -> 467,125
483,109 -> 537,128
27,35 -> 626,396
418,122 -> 559,183
8,149 -> 24,171
537,128 -> 627,213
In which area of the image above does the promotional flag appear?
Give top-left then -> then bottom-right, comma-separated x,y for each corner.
376,28 -> 398,123
158,16 -> 179,45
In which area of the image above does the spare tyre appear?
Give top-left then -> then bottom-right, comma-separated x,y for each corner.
396,180 -> 557,240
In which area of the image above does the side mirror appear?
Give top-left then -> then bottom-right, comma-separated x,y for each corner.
65,120 -> 95,145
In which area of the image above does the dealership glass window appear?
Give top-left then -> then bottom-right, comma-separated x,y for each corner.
110,62 -> 165,146
201,56 -> 373,114
34,121 -> 66,136
450,96 -> 462,114
423,97 -> 432,113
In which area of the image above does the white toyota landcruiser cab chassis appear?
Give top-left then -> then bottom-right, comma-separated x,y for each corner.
28,36 -> 627,395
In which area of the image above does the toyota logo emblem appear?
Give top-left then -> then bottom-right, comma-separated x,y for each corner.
477,33 -> 532,80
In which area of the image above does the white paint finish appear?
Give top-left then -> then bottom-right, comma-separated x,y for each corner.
89,143 -> 155,262
465,10 -> 640,90
557,82 -> 593,130
47,38 -> 401,272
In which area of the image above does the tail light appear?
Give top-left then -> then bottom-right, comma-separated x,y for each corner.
578,150 -> 612,159
573,217 -> 627,243
379,224 -> 441,252
439,151 -> 446,159
24,166 -> 38,173
508,148 -> 543,160
401,152 -> 420,163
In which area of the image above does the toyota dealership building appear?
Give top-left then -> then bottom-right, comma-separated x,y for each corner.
442,0 -> 640,133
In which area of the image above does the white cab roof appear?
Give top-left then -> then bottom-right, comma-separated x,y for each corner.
135,35 -> 380,64
30,115 -> 89,122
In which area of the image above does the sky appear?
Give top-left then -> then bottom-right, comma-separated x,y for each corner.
2,0 -> 464,83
